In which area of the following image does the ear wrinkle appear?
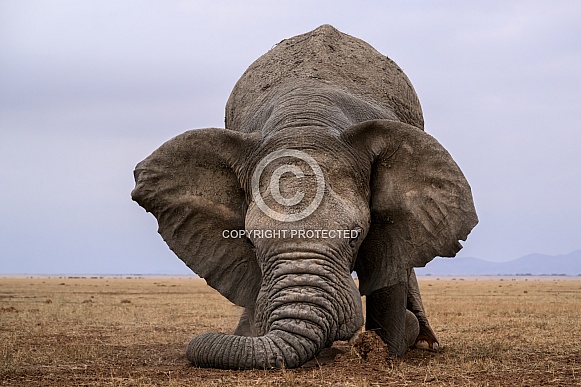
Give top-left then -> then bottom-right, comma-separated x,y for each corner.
218,129 -> 265,206
377,142 -> 402,164
219,130 -> 263,173
340,119 -> 412,159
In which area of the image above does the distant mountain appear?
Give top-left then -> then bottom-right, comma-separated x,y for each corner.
415,250 -> 581,276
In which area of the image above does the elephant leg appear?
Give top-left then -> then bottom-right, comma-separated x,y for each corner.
366,281 -> 419,356
233,307 -> 257,337
407,269 -> 439,350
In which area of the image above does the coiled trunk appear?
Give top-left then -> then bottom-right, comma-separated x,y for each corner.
187,253 -> 362,369
186,320 -> 325,369
186,292 -> 338,369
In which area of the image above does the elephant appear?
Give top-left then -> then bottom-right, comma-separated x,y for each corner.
131,25 -> 478,369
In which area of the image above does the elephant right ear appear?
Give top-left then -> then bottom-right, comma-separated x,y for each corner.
342,120 -> 478,295
132,128 -> 262,307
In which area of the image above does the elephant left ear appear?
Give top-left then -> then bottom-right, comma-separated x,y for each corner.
132,128 -> 262,307
341,120 -> 478,296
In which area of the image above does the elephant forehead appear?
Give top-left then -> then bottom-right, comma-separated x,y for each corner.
248,145 -> 362,196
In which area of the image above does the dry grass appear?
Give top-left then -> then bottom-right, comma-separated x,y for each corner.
1,276 -> 580,386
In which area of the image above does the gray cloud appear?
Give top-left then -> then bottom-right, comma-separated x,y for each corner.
1,1 -> 580,273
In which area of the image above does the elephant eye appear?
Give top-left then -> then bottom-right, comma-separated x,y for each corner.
246,237 -> 255,248
349,227 -> 364,248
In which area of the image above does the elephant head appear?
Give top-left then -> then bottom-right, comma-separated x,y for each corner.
131,25 -> 477,369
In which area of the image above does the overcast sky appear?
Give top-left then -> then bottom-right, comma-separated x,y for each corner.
1,1 -> 580,274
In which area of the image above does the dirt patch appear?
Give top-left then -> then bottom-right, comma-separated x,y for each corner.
349,331 -> 388,362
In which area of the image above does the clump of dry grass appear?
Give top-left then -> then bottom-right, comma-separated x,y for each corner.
0,276 -> 579,386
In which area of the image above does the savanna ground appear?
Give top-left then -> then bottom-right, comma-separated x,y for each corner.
1,276 -> 580,386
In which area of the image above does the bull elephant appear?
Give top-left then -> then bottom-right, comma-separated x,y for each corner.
132,25 -> 478,369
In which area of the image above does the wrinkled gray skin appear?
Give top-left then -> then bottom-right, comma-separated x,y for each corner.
132,25 -> 478,369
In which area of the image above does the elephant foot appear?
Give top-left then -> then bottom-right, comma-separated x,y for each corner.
414,320 -> 439,350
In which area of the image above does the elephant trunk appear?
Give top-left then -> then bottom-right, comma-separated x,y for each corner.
186,322 -> 324,369
186,295 -> 334,369
186,253 -> 362,369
